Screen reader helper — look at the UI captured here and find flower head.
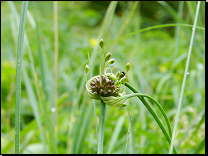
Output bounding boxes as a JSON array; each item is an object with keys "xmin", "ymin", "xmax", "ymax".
[{"xmin": 86, "ymin": 41, "xmax": 130, "ymax": 107}]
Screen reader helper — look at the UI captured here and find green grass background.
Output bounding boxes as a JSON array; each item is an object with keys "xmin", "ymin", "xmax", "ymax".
[{"xmin": 1, "ymin": 1, "xmax": 205, "ymax": 154}]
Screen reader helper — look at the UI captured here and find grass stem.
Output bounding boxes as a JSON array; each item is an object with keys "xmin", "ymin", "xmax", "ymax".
[
  {"xmin": 53, "ymin": 0, "xmax": 59, "ymax": 136},
  {"xmin": 169, "ymin": 1, "xmax": 201, "ymax": 154},
  {"xmin": 15, "ymin": 1, "xmax": 28, "ymax": 154}
]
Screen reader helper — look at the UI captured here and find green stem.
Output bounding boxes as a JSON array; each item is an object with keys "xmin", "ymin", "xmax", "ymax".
[
  {"xmin": 125, "ymin": 82, "xmax": 178, "ymax": 154},
  {"xmin": 169, "ymin": 1, "xmax": 201, "ymax": 154},
  {"xmin": 15, "ymin": 1, "xmax": 28, "ymax": 154},
  {"xmin": 97, "ymin": 100, "xmax": 106, "ymax": 154}
]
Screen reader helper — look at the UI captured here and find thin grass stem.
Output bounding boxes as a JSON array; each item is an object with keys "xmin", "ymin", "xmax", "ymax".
[
  {"xmin": 108, "ymin": 23, "xmax": 204, "ymax": 47},
  {"xmin": 169, "ymin": 1, "xmax": 201, "ymax": 154},
  {"xmin": 53, "ymin": 0, "xmax": 59, "ymax": 136},
  {"xmin": 14, "ymin": 1, "xmax": 28, "ymax": 154}
]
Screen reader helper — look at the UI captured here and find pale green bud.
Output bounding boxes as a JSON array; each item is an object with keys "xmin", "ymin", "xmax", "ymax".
[
  {"xmin": 99, "ymin": 39, "xmax": 104, "ymax": 49},
  {"xmin": 125, "ymin": 63, "xmax": 130, "ymax": 72},
  {"xmin": 104, "ymin": 52, "xmax": 112, "ymax": 62},
  {"xmin": 108, "ymin": 59, "xmax": 115, "ymax": 64},
  {"xmin": 85, "ymin": 64, "xmax": 89, "ymax": 74},
  {"xmin": 106, "ymin": 73, "xmax": 117, "ymax": 81}
]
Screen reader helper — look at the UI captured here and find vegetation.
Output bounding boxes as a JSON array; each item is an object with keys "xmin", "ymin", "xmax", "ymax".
[{"xmin": 1, "ymin": 1, "xmax": 205, "ymax": 154}]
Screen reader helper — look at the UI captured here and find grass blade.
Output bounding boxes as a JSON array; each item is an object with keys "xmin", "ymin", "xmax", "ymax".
[
  {"xmin": 177, "ymin": 110, "xmax": 204, "ymax": 148},
  {"xmin": 22, "ymin": 64, "xmax": 47, "ymax": 153},
  {"xmin": 194, "ymin": 137, "xmax": 205, "ymax": 154},
  {"xmin": 14, "ymin": 1, "xmax": 28, "ymax": 154},
  {"xmin": 107, "ymin": 116, "xmax": 125, "ymax": 154},
  {"xmin": 169, "ymin": 1, "xmax": 201, "ymax": 154},
  {"xmin": 109, "ymin": 23, "xmax": 204, "ymax": 47},
  {"xmin": 53, "ymin": 1, "xmax": 59, "ymax": 135}
]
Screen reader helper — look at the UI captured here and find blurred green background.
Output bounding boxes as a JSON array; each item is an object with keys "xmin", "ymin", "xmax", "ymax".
[{"xmin": 1, "ymin": 1, "xmax": 205, "ymax": 154}]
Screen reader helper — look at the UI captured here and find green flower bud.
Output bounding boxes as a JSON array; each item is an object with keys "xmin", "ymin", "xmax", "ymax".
[
  {"xmin": 125, "ymin": 63, "xmax": 130, "ymax": 72},
  {"xmin": 85, "ymin": 64, "xmax": 89, "ymax": 74},
  {"xmin": 99, "ymin": 39, "xmax": 104, "ymax": 49},
  {"xmin": 106, "ymin": 73, "xmax": 117, "ymax": 81},
  {"xmin": 108, "ymin": 59, "xmax": 115, "ymax": 64},
  {"xmin": 104, "ymin": 52, "xmax": 112, "ymax": 62}
]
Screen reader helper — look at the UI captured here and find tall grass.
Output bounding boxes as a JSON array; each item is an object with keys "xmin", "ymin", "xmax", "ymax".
[
  {"xmin": 53, "ymin": 1, "xmax": 59, "ymax": 135},
  {"xmin": 14, "ymin": 1, "xmax": 28, "ymax": 154},
  {"xmin": 169, "ymin": 1, "xmax": 201, "ymax": 154},
  {"xmin": 1, "ymin": 1, "xmax": 205, "ymax": 154}
]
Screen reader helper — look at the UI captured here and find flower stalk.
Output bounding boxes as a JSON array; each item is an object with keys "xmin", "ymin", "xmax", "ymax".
[
  {"xmin": 97, "ymin": 100, "xmax": 106, "ymax": 154},
  {"xmin": 86, "ymin": 38, "xmax": 176, "ymax": 154}
]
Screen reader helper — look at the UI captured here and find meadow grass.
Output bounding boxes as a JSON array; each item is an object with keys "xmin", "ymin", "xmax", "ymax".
[
  {"xmin": 14, "ymin": 1, "xmax": 28, "ymax": 154},
  {"xmin": 1, "ymin": 1, "xmax": 205, "ymax": 154}
]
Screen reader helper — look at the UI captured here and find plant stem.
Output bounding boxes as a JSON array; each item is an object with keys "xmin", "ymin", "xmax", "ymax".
[
  {"xmin": 15, "ymin": 1, "xmax": 28, "ymax": 154},
  {"xmin": 97, "ymin": 100, "xmax": 106, "ymax": 154},
  {"xmin": 125, "ymin": 82, "xmax": 178, "ymax": 154},
  {"xmin": 169, "ymin": 1, "xmax": 201, "ymax": 154},
  {"xmin": 53, "ymin": 0, "xmax": 58, "ymax": 136}
]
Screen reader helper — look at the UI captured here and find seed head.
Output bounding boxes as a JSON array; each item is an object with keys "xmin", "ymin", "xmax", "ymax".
[
  {"xmin": 104, "ymin": 52, "xmax": 112, "ymax": 62},
  {"xmin": 108, "ymin": 59, "xmax": 115, "ymax": 64},
  {"xmin": 125, "ymin": 63, "xmax": 130, "ymax": 72},
  {"xmin": 85, "ymin": 64, "xmax": 89, "ymax": 74},
  {"xmin": 99, "ymin": 39, "xmax": 105, "ymax": 49}
]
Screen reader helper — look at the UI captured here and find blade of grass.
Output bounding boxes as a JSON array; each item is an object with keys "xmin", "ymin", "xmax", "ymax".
[
  {"xmin": 109, "ymin": 23, "xmax": 204, "ymax": 47},
  {"xmin": 169, "ymin": 1, "xmax": 201, "ymax": 154},
  {"xmin": 34, "ymin": 2, "xmax": 47, "ymax": 100},
  {"xmin": 22, "ymin": 64, "xmax": 47, "ymax": 153},
  {"xmin": 176, "ymin": 110, "xmax": 204, "ymax": 148},
  {"xmin": 174, "ymin": 1, "xmax": 184, "ymax": 56},
  {"xmin": 33, "ymin": 2, "xmax": 58, "ymax": 153},
  {"xmin": 194, "ymin": 137, "xmax": 205, "ymax": 154},
  {"xmin": 110, "ymin": 1, "xmax": 139, "ymax": 52},
  {"xmin": 70, "ymin": 73, "xmax": 86, "ymax": 153},
  {"xmin": 14, "ymin": 1, "xmax": 28, "ymax": 154},
  {"xmin": 1, "ymin": 132, "xmax": 34, "ymax": 154},
  {"xmin": 9, "ymin": 2, "xmax": 48, "ymax": 153},
  {"xmin": 107, "ymin": 115, "xmax": 125, "ymax": 154},
  {"xmin": 53, "ymin": 1, "xmax": 59, "ymax": 135},
  {"xmin": 190, "ymin": 111, "xmax": 205, "ymax": 140},
  {"xmin": 76, "ymin": 98, "xmax": 94, "ymax": 154}
]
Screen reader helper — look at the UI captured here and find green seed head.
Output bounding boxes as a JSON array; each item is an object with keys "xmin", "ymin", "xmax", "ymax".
[
  {"xmin": 99, "ymin": 39, "xmax": 105, "ymax": 49},
  {"xmin": 85, "ymin": 64, "xmax": 89, "ymax": 74},
  {"xmin": 104, "ymin": 52, "xmax": 112, "ymax": 62},
  {"xmin": 125, "ymin": 63, "xmax": 130, "ymax": 72},
  {"xmin": 108, "ymin": 59, "xmax": 115, "ymax": 64}
]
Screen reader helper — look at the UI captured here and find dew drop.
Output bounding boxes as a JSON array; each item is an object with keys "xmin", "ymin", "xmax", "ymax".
[
  {"xmin": 187, "ymin": 72, "xmax": 189, "ymax": 75},
  {"xmin": 51, "ymin": 107, "xmax": 56, "ymax": 112}
]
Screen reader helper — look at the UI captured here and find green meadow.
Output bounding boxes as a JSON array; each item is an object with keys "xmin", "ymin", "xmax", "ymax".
[{"xmin": 1, "ymin": 1, "xmax": 205, "ymax": 154}]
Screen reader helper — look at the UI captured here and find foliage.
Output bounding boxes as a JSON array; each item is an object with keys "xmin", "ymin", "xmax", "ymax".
[{"xmin": 1, "ymin": 1, "xmax": 205, "ymax": 154}]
